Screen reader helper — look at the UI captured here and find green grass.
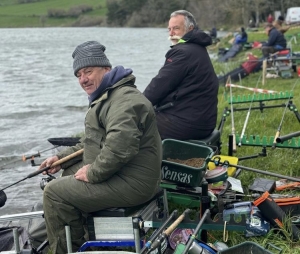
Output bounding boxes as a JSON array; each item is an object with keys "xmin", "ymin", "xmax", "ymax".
[
  {"xmin": 174, "ymin": 28, "xmax": 300, "ymax": 253},
  {"xmin": 0, "ymin": 0, "xmax": 107, "ymax": 27},
  {"xmin": 2, "ymin": 1, "xmax": 300, "ymax": 249}
]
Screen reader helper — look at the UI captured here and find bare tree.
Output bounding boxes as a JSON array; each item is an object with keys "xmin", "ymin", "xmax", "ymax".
[{"xmin": 187, "ymin": 0, "xmax": 225, "ymax": 29}]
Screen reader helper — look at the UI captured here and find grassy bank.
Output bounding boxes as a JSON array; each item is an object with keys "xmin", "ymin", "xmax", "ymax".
[
  {"xmin": 3, "ymin": 1, "xmax": 300, "ymax": 250},
  {"xmin": 0, "ymin": 0, "xmax": 106, "ymax": 28},
  {"xmin": 199, "ymin": 28, "xmax": 300, "ymax": 253}
]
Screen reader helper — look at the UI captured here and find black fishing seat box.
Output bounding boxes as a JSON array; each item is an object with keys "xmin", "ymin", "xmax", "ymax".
[{"xmin": 188, "ymin": 129, "xmax": 221, "ymax": 154}]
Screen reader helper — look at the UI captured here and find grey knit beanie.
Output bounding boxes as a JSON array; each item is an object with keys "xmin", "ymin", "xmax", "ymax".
[{"xmin": 72, "ymin": 41, "xmax": 112, "ymax": 76}]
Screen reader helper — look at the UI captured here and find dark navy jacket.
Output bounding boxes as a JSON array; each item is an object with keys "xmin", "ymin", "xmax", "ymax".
[
  {"xmin": 263, "ymin": 27, "xmax": 287, "ymax": 48},
  {"xmin": 143, "ymin": 29, "xmax": 219, "ymax": 131}
]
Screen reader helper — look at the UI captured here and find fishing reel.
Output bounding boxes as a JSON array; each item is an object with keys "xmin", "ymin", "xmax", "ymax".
[{"xmin": 40, "ymin": 174, "xmax": 56, "ymax": 190}]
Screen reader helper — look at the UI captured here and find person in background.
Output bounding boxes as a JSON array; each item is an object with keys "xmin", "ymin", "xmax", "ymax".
[
  {"xmin": 40, "ymin": 41, "xmax": 162, "ymax": 253},
  {"xmin": 273, "ymin": 15, "xmax": 290, "ymax": 34},
  {"xmin": 143, "ymin": 10, "xmax": 219, "ymax": 141},
  {"xmin": 210, "ymin": 27, "xmax": 217, "ymax": 39},
  {"xmin": 249, "ymin": 19, "xmax": 255, "ymax": 28},
  {"xmin": 267, "ymin": 13, "xmax": 274, "ymax": 23},
  {"xmin": 233, "ymin": 27, "xmax": 248, "ymax": 45},
  {"xmin": 258, "ymin": 23, "xmax": 287, "ymax": 57}
]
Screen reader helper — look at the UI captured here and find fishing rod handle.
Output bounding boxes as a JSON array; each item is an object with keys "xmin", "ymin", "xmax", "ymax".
[
  {"xmin": 272, "ymin": 131, "xmax": 280, "ymax": 149},
  {"xmin": 148, "ymin": 209, "xmax": 190, "ymax": 252},
  {"xmin": 27, "ymin": 149, "xmax": 84, "ymax": 178},
  {"xmin": 164, "ymin": 208, "xmax": 190, "ymax": 236},
  {"xmin": 146, "ymin": 210, "xmax": 179, "ymax": 253},
  {"xmin": 276, "ymin": 131, "xmax": 300, "ymax": 143},
  {"xmin": 232, "ymin": 129, "xmax": 237, "ymax": 152},
  {"xmin": 140, "ymin": 210, "xmax": 178, "ymax": 254},
  {"xmin": 52, "ymin": 149, "xmax": 84, "ymax": 167}
]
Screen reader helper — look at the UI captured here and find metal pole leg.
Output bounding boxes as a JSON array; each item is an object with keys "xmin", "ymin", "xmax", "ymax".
[
  {"xmin": 13, "ymin": 228, "xmax": 20, "ymax": 254},
  {"xmin": 133, "ymin": 218, "xmax": 141, "ymax": 253},
  {"xmin": 65, "ymin": 225, "xmax": 72, "ymax": 253}
]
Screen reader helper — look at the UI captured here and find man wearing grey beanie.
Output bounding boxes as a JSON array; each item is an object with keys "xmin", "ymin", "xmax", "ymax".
[{"xmin": 39, "ymin": 41, "xmax": 162, "ymax": 253}]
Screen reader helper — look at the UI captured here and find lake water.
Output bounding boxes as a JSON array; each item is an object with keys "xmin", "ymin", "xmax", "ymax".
[{"xmin": 0, "ymin": 27, "xmax": 223, "ymax": 216}]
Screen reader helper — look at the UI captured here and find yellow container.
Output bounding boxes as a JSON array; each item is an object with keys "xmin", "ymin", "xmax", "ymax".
[{"xmin": 208, "ymin": 155, "xmax": 238, "ymax": 176}]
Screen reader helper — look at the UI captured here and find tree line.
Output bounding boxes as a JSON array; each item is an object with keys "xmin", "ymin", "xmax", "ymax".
[{"xmin": 106, "ymin": 0, "xmax": 300, "ymax": 29}]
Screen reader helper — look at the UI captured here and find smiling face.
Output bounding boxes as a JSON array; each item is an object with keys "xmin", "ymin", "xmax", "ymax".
[{"xmin": 76, "ymin": 66, "xmax": 111, "ymax": 95}]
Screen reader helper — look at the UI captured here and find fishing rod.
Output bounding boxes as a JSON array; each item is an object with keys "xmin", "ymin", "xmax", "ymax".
[
  {"xmin": 218, "ymin": 107, "xmax": 230, "ymax": 136},
  {"xmin": 276, "ymin": 131, "xmax": 300, "ymax": 143},
  {"xmin": 262, "ymin": 59, "xmax": 267, "ymax": 86},
  {"xmin": 238, "ymin": 74, "xmax": 262, "ymax": 147},
  {"xmin": 0, "ymin": 149, "xmax": 84, "ymax": 208},
  {"xmin": 181, "ymin": 209, "xmax": 210, "ymax": 254},
  {"xmin": 0, "ymin": 145, "xmax": 60, "ymax": 170},
  {"xmin": 228, "ymin": 76, "xmax": 236, "ymax": 152},
  {"xmin": 145, "ymin": 209, "xmax": 191, "ymax": 253},
  {"xmin": 22, "ymin": 145, "xmax": 60, "ymax": 162},
  {"xmin": 1, "ymin": 137, "xmax": 82, "ymax": 170},
  {"xmin": 211, "ymin": 156, "xmax": 300, "ymax": 182},
  {"xmin": 140, "ymin": 210, "xmax": 178, "ymax": 254},
  {"xmin": 272, "ymin": 79, "xmax": 299, "ymax": 149}
]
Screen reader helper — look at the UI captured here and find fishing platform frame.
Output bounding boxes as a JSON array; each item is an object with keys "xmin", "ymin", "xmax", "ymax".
[
  {"xmin": 0, "ymin": 130, "xmax": 252, "ymax": 254},
  {"xmin": 0, "ymin": 180, "xmax": 248, "ymax": 254},
  {"xmin": 0, "ymin": 116, "xmax": 252, "ymax": 254},
  {"xmin": 222, "ymin": 91, "xmax": 300, "ymax": 149}
]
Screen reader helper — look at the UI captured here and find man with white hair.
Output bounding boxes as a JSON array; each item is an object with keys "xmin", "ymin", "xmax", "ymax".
[{"xmin": 143, "ymin": 10, "xmax": 219, "ymax": 141}]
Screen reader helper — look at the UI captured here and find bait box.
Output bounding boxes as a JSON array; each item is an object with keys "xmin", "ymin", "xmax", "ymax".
[{"xmin": 161, "ymin": 139, "xmax": 214, "ymax": 187}]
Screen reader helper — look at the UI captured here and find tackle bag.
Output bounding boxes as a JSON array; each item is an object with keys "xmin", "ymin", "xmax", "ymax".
[
  {"xmin": 253, "ymin": 191, "xmax": 300, "ymax": 241},
  {"xmin": 0, "ymin": 225, "xmax": 31, "ymax": 251},
  {"xmin": 274, "ymin": 197, "xmax": 300, "ymax": 218},
  {"xmin": 27, "ymin": 200, "xmax": 48, "ymax": 253},
  {"xmin": 241, "ymin": 54, "xmax": 259, "ymax": 74}
]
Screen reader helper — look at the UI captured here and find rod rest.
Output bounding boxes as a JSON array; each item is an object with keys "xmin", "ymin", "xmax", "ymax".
[{"xmin": 151, "ymin": 210, "xmax": 247, "ymax": 231}]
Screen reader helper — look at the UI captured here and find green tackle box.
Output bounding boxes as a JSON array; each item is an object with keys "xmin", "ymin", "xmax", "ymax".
[{"xmin": 161, "ymin": 139, "xmax": 214, "ymax": 187}]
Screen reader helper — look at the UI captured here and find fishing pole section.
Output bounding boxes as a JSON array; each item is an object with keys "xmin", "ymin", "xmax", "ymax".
[
  {"xmin": 0, "ymin": 149, "xmax": 83, "ymax": 208},
  {"xmin": 272, "ymin": 79, "xmax": 299, "ymax": 149},
  {"xmin": 141, "ymin": 209, "xmax": 215, "ymax": 254},
  {"xmin": 227, "ymin": 76, "xmax": 236, "ymax": 153},
  {"xmin": 223, "ymin": 78, "xmax": 300, "ymax": 151},
  {"xmin": 211, "ymin": 156, "xmax": 300, "ymax": 183},
  {"xmin": 238, "ymin": 74, "xmax": 261, "ymax": 147},
  {"xmin": 0, "ymin": 146, "xmax": 59, "ymax": 170},
  {"xmin": 0, "ymin": 137, "xmax": 81, "ymax": 170},
  {"xmin": 276, "ymin": 130, "xmax": 300, "ymax": 143},
  {"xmin": 141, "ymin": 209, "xmax": 190, "ymax": 254}
]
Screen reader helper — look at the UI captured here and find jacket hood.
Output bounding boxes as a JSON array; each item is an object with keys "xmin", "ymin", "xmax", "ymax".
[
  {"xmin": 89, "ymin": 65, "xmax": 133, "ymax": 104},
  {"xmin": 181, "ymin": 29, "xmax": 212, "ymax": 47}
]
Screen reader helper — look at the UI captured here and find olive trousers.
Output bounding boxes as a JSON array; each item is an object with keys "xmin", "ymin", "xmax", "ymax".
[{"xmin": 43, "ymin": 163, "xmax": 158, "ymax": 254}]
